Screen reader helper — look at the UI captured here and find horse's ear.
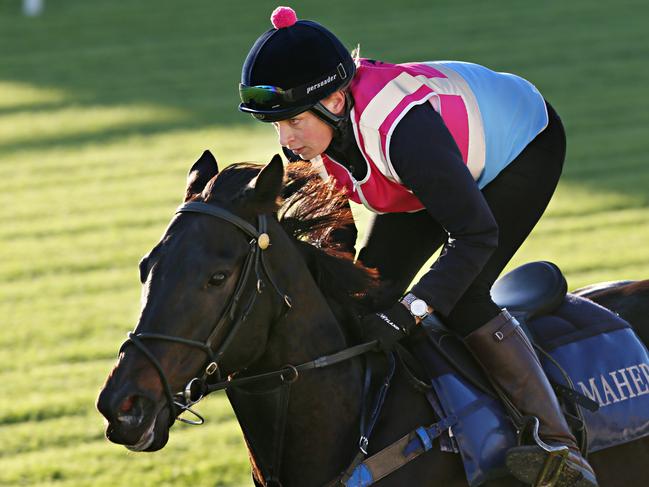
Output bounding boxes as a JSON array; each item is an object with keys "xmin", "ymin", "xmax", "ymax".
[
  {"xmin": 250, "ymin": 154, "xmax": 284, "ymax": 207},
  {"xmin": 185, "ymin": 150, "xmax": 219, "ymax": 201}
]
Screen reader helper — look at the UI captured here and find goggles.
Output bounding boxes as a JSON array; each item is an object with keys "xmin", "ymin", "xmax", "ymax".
[
  {"xmin": 239, "ymin": 84, "xmax": 297, "ymax": 109},
  {"xmin": 239, "ymin": 63, "xmax": 349, "ymax": 110}
]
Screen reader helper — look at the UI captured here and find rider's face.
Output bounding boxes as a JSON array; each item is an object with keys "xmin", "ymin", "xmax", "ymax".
[
  {"xmin": 273, "ymin": 91, "xmax": 345, "ymax": 161},
  {"xmin": 273, "ymin": 111, "xmax": 333, "ymax": 161}
]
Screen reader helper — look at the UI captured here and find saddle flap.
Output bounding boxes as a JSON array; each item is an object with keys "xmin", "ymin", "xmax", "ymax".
[{"xmin": 491, "ymin": 261, "xmax": 567, "ymax": 319}]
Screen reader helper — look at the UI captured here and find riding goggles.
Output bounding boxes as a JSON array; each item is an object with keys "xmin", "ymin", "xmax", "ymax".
[
  {"xmin": 239, "ymin": 84, "xmax": 297, "ymax": 109},
  {"xmin": 239, "ymin": 63, "xmax": 349, "ymax": 111}
]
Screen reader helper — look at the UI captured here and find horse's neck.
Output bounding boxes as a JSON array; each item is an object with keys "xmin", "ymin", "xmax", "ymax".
[
  {"xmin": 248, "ymin": 234, "xmax": 364, "ymax": 485},
  {"xmin": 261, "ymin": 225, "xmax": 356, "ymax": 365}
]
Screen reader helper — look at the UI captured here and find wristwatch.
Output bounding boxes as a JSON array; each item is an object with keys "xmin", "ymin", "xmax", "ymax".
[{"xmin": 400, "ymin": 293, "xmax": 430, "ymax": 320}]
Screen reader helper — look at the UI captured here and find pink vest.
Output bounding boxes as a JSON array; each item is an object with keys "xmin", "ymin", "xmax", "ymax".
[{"xmin": 318, "ymin": 59, "xmax": 486, "ymax": 214}]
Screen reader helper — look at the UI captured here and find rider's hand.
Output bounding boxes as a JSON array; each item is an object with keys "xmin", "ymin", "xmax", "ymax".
[{"xmin": 361, "ymin": 302, "xmax": 417, "ymax": 351}]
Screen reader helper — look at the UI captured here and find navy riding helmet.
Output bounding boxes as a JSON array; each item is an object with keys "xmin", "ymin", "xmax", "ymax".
[{"xmin": 239, "ymin": 6, "xmax": 356, "ymax": 125}]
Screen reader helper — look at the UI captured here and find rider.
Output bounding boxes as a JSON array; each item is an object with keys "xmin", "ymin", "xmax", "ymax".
[{"xmin": 238, "ymin": 6, "xmax": 597, "ymax": 486}]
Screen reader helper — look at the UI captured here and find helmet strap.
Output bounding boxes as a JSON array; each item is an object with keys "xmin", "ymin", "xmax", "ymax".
[
  {"xmin": 309, "ymin": 92, "xmax": 353, "ymax": 131},
  {"xmin": 310, "ymin": 102, "xmax": 345, "ymax": 130}
]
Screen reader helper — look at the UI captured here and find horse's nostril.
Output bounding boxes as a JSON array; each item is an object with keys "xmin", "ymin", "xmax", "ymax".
[
  {"xmin": 116, "ymin": 395, "xmax": 147, "ymax": 427},
  {"xmin": 119, "ymin": 395, "xmax": 135, "ymax": 413}
]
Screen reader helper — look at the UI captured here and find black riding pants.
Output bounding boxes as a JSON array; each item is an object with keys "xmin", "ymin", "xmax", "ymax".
[{"xmin": 357, "ymin": 102, "xmax": 566, "ymax": 337}]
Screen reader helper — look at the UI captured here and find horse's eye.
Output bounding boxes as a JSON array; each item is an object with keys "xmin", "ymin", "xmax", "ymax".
[{"xmin": 208, "ymin": 272, "xmax": 228, "ymax": 287}]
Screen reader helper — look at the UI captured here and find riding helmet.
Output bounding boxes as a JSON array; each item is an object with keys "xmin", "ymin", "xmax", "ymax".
[{"xmin": 239, "ymin": 6, "xmax": 356, "ymax": 123}]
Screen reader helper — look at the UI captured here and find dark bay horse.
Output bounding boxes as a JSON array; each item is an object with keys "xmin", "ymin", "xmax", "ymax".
[{"xmin": 97, "ymin": 151, "xmax": 649, "ymax": 486}]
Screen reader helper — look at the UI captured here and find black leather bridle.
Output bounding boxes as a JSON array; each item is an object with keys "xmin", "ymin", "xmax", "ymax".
[
  {"xmin": 118, "ymin": 200, "xmax": 380, "ymax": 485},
  {"xmin": 119, "ymin": 201, "xmax": 291, "ymax": 425}
]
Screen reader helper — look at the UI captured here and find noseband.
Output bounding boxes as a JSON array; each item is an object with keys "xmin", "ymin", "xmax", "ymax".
[{"xmin": 119, "ymin": 201, "xmax": 291, "ymax": 425}]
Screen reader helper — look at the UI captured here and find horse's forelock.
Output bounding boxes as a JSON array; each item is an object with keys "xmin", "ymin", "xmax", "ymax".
[{"xmin": 199, "ymin": 163, "xmax": 261, "ymax": 205}]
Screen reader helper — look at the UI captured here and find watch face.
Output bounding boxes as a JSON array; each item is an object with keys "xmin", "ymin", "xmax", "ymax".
[{"xmin": 411, "ymin": 299, "xmax": 428, "ymax": 317}]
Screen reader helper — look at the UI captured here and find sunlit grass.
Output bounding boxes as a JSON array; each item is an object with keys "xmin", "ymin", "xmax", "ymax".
[
  {"xmin": 0, "ymin": 104, "xmax": 189, "ymax": 147},
  {"xmin": 0, "ymin": 81, "xmax": 68, "ymax": 109},
  {"xmin": 0, "ymin": 398, "xmax": 249, "ymax": 487}
]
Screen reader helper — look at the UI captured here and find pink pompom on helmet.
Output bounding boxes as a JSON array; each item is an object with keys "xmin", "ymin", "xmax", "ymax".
[{"xmin": 270, "ymin": 6, "xmax": 298, "ymax": 29}]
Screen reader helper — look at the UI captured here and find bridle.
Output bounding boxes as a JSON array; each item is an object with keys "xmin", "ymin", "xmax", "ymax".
[
  {"xmin": 119, "ymin": 201, "xmax": 291, "ymax": 425},
  {"xmin": 118, "ymin": 200, "xmax": 379, "ymax": 486}
]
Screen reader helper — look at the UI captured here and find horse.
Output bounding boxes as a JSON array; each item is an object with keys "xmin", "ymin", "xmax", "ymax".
[{"xmin": 97, "ymin": 151, "xmax": 649, "ymax": 486}]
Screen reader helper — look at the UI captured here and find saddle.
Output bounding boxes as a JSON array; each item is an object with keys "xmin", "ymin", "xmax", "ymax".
[{"xmin": 403, "ymin": 261, "xmax": 649, "ymax": 486}]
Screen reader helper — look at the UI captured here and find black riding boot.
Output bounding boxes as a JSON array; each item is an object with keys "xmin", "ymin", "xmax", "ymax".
[{"xmin": 464, "ymin": 310, "xmax": 598, "ymax": 487}]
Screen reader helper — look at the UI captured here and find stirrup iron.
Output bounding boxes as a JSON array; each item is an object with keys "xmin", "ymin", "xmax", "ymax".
[{"xmin": 524, "ymin": 416, "xmax": 569, "ymax": 487}]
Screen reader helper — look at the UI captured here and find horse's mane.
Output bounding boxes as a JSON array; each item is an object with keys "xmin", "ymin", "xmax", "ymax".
[{"xmin": 202, "ymin": 161, "xmax": 380, "ymax": 324}]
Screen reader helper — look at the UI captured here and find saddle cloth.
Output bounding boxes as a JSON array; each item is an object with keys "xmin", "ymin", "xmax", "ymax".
[{"xmin": 409, "ymin": 293, "xmax": 649, "ymax": 486}]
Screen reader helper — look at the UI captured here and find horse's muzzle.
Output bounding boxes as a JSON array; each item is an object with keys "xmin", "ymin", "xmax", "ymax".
[{"xmin": 96, "ymin": 384, "xmax": 169, "ymax": 450}]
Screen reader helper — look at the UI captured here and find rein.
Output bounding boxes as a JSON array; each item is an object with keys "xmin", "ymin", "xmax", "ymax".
[{"xmin": 204, "ymin": 341, "xmax": 379, "ymax": 394}]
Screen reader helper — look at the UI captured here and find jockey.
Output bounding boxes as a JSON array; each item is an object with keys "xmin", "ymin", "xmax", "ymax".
[{"xmin": 239, "ymin": 6, "xmax": 597, "ymax": 487}]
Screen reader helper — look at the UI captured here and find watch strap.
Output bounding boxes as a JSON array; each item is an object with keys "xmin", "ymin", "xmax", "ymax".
[{"xmin": 400, "ymin": 293, "xmax": 429, "ymax": 319}]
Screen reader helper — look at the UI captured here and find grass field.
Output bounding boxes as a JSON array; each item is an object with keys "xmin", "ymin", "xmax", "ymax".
[{"xmin": 1, "ymin": 1, "xmax": 648, "ymax": 485}]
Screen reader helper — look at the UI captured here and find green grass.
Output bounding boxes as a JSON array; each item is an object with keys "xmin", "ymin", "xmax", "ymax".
[{"xmin": 1, "ymin": 0, "xmax": 649, "ymax": 485}]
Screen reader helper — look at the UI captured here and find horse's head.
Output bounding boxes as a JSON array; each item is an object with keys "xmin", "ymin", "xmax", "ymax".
[{"xmin": 96, "ymin": 150, "xmax": 289, "ymax": 451}]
